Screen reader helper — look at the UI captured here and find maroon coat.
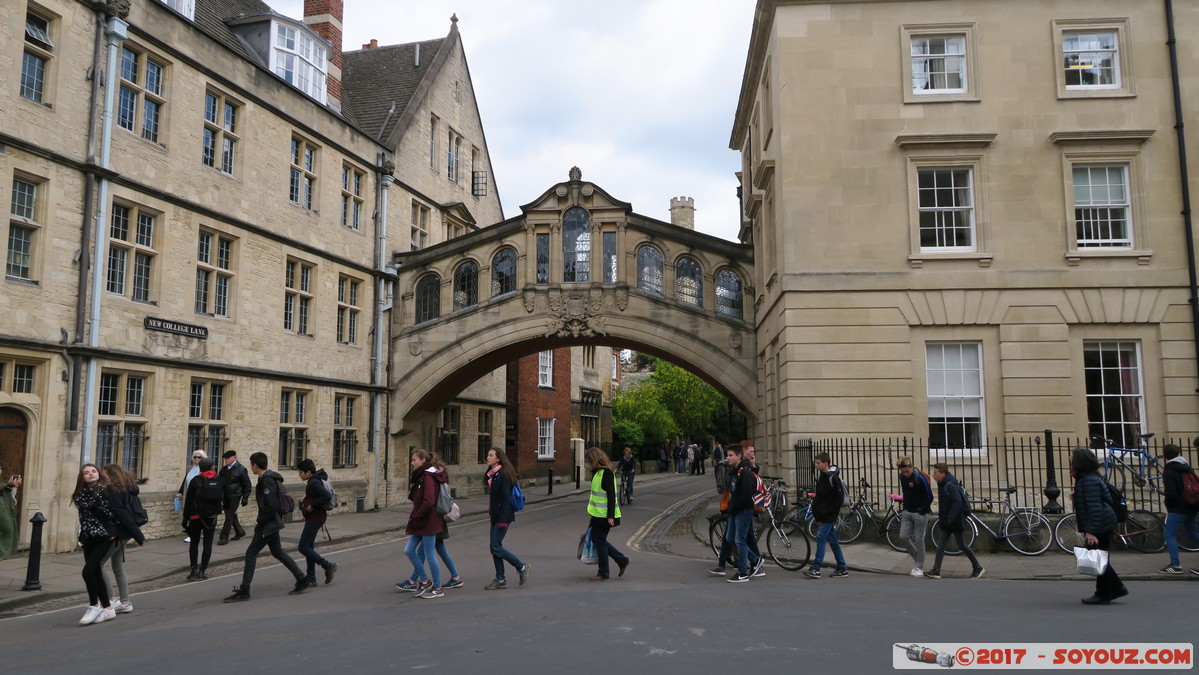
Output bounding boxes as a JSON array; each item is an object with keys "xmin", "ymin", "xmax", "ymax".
[{"xmin": 405, "ymin": 463, "xmax": 445, "ymax": 536}]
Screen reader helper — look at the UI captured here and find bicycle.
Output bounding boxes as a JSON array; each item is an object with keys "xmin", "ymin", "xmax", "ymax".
[
  {"xmin": 1053, "ymin": 509, "xmax": 1166, "ymax": 554},
  {"xmin": 794, "ymin": 477, "xmax": 908, "ymax": 550},
  {"xmin": 1094, "ymin": 433, "xmax": 1164, "ymax": 495},
  {"xmin": 618, "ymin": 471, "xmax": 634, "ymax": 505},
  {"xmin": 788, "ymin": 487, "xmax": 862, "ymax": 544},
  {"xmin": 930, "ymin": 487, "xmax": 1053, "ymax": 556},
  {"xmin": 708, "ymin": 476, "xmax": 810, "ymax": 570}
]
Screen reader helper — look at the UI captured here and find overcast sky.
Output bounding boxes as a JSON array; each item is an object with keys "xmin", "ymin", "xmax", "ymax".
[{"xmin": 272, "ymin": 0, "xmax": 756, "ymax": 242}]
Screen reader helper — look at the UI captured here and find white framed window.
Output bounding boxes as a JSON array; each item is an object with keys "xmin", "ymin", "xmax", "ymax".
[
  {"xmin": 337, "ymin": 275, "xmax": 361, "ymax": 344},
  {"xmin": 7, "ymin": 175, "xmax": 43, "ymax": 281},
  {"xmin": 1053, "ymin": 19, "xmax": 1134, "ymax": 99},
  {"xmin": 926, "ymin": 342, "xmax": 984, "ymax": 452},
  {"xmin": 116, "ymin": 45, "xmax": 166, "ymax": 143},
  {"xmin": 562, "ymin": 207, "xmax": 590, "ymax": 283},
  {"xmin": 447, "ymin": 130, "xmax": 462, "ymax": 182},
  {"xmin": 97, "ymin": 371, "xmax": 148, "ymax": 475},
  {"xmin": 1056, "ymin": 142, "xmax": 1149, "ymax": 264},
  {"xmin": 1073, "ymin": 165, "xmax": 1131, "ymax": 248},
  {"xmin": 900, "ymin": 142, "xmax": 992, "ymax": 266},
  {"xmin": 203, "ymin": 90, "xmax": 239, "ymax": 174},
  {"xmin": 428, "ymin": 115, "xmax": 439, "ymax": 170},
  {"xmin": 902, "ymin": 24, "xmax": 978, "ymax": 103},
  {"xmin": 341, "ymin": 165, "xmax": 364, "ymax": 230},
  {"xmin": 471, "ymin": 147, "xmax": 487, "ymax": 196},
  {"xmin": 187, "ymin": 379, "xmax": 228, "ymax": 458},
  {"xmin": 21, "ymin": 8, "xmax": 55, "ymax": 105},
  {"xmin": 1084, "ymin": 341, "xmax": 1144, "ymax": 449},
  {"xmin": 273, "ymin": 22, "xmax": 326, "ymax": 103},
  {"xmin": 284, "ymin": 259, "xmax": 314, "ymax": 335},
  {"xmin": 289, "ymin": 137, "xmax": 318, "ymax": 210},
  {"xmin": 333, "ymin": 393, "xmax": 358, "ymax": 468},
  {"xmin": 0, "ymin": 359, "xmax": 39, "ymax": 395},
  {"xmin": 917, "ymin": 167, "xmax": 974, "ymax": 251},
  {"xmin": 538, "ymin": 350, "xmax": 553, "ymax": 388},
  {"xmin": 158, "ymin": 0, "xmax": 195, "ymax": 20},
  {"xmin": 537, "ymin": 417, "xmax": 555, "ymax": 460},
  {"xmin": 410, "ymin": 201, "xmax": 429, "ymax": 250},
  {"xmin": 107, "ymin": 201, "xmax": 158, "ymax": 303},
  {"xmin": 195, "ymin": 230, "xmax": 234, "ymax": 316},
  {"xmin": 278, "ymin": 389, "xmax": 309, "ymax": 468},
  {"xmin": 611, "ymin": 354, "xmax": 619, "ymax": 381}
]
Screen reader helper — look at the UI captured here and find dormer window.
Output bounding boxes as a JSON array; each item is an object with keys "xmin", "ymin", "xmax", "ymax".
[
  {"xmin": 159, "ymin": 0, "xmax": 195, "ymax": 21},
  {"xmin": 273, "ymin": 23, "xmax": 327, "ymax": 104}
]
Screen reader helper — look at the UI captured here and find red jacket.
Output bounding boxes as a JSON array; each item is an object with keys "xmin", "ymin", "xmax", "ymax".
[{"xmin": 405, "ymin": 463, "xmax": 445, "ymax": 536}]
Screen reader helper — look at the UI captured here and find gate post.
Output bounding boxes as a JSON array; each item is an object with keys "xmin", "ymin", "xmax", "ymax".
[{"xmin": 1042, "ymin": 429, "xmax": 1064, "ymax": 514}]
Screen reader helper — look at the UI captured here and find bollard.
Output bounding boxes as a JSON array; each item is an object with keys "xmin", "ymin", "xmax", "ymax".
[
  {"xmin": 22, "ymin": 512, "xmax": 47, "ymax": 591},
  {"xmin": 1042, "ymin": 429, "xmax": 1064, "ymax": 514},
  {"xmin": 547, "ymin": 467, "xmax": 554, "ymax": 495},
  {"xmin": 575, "ymin": 464, "xmax": 581, "ymax": 490}
]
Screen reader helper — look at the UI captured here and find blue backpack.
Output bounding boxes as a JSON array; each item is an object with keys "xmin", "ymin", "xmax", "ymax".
[{"xmin": 511, "ymin": 482, "xmax": 525, "ymax": 511}]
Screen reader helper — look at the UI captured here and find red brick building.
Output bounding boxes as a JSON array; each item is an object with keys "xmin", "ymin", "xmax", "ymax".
[{"xmin": 505, "ymin": 348, "xmax": 574, "ymax": 480}]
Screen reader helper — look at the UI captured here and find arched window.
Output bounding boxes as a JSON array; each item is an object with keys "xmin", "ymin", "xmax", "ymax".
[
  {"xmin": 637, "ymin": 245, "xmax": 663, "ymax": 295},
  {"xmin": 453, "ymin": 261, "xmax": 478, "ymax": 310},
  {"xmin": 675, "ymin": 257, "xmax": 703, "ymax": 306},
  {"xmin": 715, "ymin": 269, "xmax": 743, "ymax": 319},
  {"xmin": 415, "ymin": 274, "xmax": 440, "ymax": 324},
  {"xmin": 562, "ymin": 207, "xmax": 590, "ymax": 283},
  {"xmin": 491, "ymin": 248, "xmax": 516, "ymax": 297}
]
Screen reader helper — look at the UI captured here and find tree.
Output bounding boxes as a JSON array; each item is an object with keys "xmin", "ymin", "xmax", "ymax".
[
  {"xmin": 649, "ymin": 358, "xmax": 727, "ymax": 440},
  {"xmin": 612, "ymin": 380, "xmax": 677, "ymax": 458}
]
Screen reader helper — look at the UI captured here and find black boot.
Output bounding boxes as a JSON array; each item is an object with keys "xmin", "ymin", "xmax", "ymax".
[
  {"xmin": 198, "ymin": 567, "xmax": 208, "ymax": 580},
  {"xmin": 186, "ymin": 566, "xmax": 201, "ymax": 581},
  {"xmin": 223, "ymin": 586, "xmax": 250, "ymax": 602}
]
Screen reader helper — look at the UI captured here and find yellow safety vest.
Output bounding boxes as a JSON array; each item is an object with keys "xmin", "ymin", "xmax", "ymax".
[{"xmin": 587, "ymin": 469, "xmax": 621, "ymax": 519}]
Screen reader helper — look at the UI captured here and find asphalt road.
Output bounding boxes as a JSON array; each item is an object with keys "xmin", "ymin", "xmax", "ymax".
[{"xmin": 2, "ymin": 478, "xmax": 1194, "ymax": 674}]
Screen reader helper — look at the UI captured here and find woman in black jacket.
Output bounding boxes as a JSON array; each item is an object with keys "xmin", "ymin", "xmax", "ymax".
[
  {"xmin": 1071, "ymin": 447, "xmax": 1127, "ymax": 605},
  {"xmin": 99, "ymin": 464, "xmax": 145, "ymax": 614},
  {"xmin": 482, "ymin": 447, "xmax": 529, "ymax": 589},
  {"xmin": 71, "ymin": 464, "xmax": 118, "ymax": 625}
]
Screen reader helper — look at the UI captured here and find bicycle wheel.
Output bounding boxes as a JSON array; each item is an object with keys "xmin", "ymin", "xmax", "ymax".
[
  {"xmin": 766, "ymin": 520, "xmax": 810, "ymax": 570},
  {"xmin": 1053, "ymin": 513, "xmax": 1082, "ymax": 554},
  {"xmin": 1179, "ymin": 522, "xmax": 1199, "ymax": 553},
  {"xmin": 883, "ymin": 513, "xmax": 907, "ymax": 552},
  {"xmin": 837, "ymin": 508, "xmax": 865, "ymax": 544},
  {"xmin": 708, "ymin": 517, "xmax": 727, "ymax": 558},
  {"xmin": 930, "ymin": 519, "xmax": 977, "ymax": 556},
  {"xmin": 1125, "ymin": 509, "xmax": 1165, "ymax": 553},
  {"xmin": 1102, "ymin": 462, "xmax": 1128, "ymax": 495},
  {"xmin": 1001, "ymin": 511, "xmax": 1052, "ymax": 556}
]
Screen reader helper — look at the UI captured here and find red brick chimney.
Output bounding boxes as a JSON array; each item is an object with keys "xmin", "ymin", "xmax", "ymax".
[{"xmin": 304, "ymin": 0, "xmax": 343, "ymax": 108}]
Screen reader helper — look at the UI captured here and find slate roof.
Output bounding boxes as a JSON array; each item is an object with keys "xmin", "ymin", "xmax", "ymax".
[
  {"xmin": 192, "ymin": 0, "xmax": 276, "ymax": 65},
  {"xmin": 341, "ymin": 38, "xmax": 446, "ymax": 142}
]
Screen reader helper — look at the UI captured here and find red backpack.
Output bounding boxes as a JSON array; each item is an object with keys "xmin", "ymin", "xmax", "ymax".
[{"xmin": 1181, "ymin": 469, "xmax": 1199, "ymax": 505}]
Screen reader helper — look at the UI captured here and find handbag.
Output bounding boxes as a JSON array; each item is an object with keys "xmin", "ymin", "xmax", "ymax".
[
  {"xmin": 577, "ymin": 527, "xmax": 598, "ymax": 565},
  {"xmin": 1073, "ymin": 546, "xmax": 1109, "ymax": 576}
]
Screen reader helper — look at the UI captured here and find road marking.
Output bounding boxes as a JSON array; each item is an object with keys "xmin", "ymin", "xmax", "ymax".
[{"xmin": 627, "ymin": 490, "xmax": 711, "ymax": 554}]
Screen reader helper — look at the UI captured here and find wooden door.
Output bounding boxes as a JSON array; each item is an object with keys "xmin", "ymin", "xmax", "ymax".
[{"xmin": 0, "ymin": 407, "xmax": 28, "ymax": 528}]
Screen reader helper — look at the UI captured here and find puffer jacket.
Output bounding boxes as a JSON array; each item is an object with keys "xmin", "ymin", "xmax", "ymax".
[
  {"xmin": 75, "ymin": 484, "xmax": 116, "ymax": 544},
  {"xmin": 1073, "ymin": 471, "xmax": 1117, "ymax": 536},
  {"xmin": 1163, "ymin": 457, "xmax": 1199, "ymax": 516},
  {"xmin": 406, "ymin": 463, "xmax": 444, "ymax": 536},
  {"xmin": 936, "ymin": 472, "xmax": 968, "ymax": 532}
]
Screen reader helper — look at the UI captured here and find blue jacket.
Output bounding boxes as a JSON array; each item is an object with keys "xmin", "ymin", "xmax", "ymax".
[
  {"xmin": 936, "ymin": 472, "xmax": 968, "ymax": 532},
  {"xmin": 1073, "ymin": 472, "xmax": 1117, "ymax": 536},
  {"xmin": 899, "ymin": 469, "xmax": 933, "ymax": 515}
]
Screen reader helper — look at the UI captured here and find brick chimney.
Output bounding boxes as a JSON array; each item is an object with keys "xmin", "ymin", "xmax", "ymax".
[
  {"xmin": 304, "ymin": 0, "xmax": 343, "ymax": 109},
  {"xmin": 669, "ymin": 196, "xmax": 695, "ymax": 229}
]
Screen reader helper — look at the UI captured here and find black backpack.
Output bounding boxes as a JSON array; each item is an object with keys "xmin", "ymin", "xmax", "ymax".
[
  {"xmin": 1104, "ymin": 481, "xmax": 1129, "ymax": 523},
  {"xmin": 128, "ymin": 490, "xmax": 149, "ymax": 526},
  {"xmin": 194, "ymin": 475, "xmax": 224, "ymax": 517}
]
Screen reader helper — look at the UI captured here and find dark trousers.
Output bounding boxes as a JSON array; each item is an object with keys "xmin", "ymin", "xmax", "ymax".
[
  {"xmin": 932, "ymin": 527, "xmax": 982, "ymax": 572},
  {"xmin": 489, "ymin": 522, "xmax": 524, "ymax": 580},
  {"xmin": 240, "ymin": 526, "xmax": 303, "ymax": 590},
  {"xmin": 1092, "ymin": 531, "xmax": 1124, "ymax": 600},
  {"xmin": 589, "ymin": 516, "xmax": 629, "ymax": 579},
  {"xmin": 81, "ymin": 539, "xmax": 115, "ymax": 607},
  {"xmin": 220, "ymin": 500, "xmax": 246, "ymax": 541},
  {"xmin": 187, "ymin": 517, "xmax": 216, "ymax": 569},
  {"xmin": 298, "ymin": 521, "xmax": 331, "ymax": 581}
]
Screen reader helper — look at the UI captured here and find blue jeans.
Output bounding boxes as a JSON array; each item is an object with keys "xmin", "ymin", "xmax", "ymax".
[
  {"xmin": 410, "ymin": 538, "xmax": 459, "ymax": 580},
  {"xmin": 730, "ymin": 509, "xmax": 760, "ymax": 575},
  {"xmin": 1164, "ymin": 512, "xmax": 1199, "ymax": 567},
  {"xmin": 298, "ymin": 522, "xmax": 331, "ymax": 581},
  {"xmin": 404, "ymin": 534, "xmax": 441, "ymax": 588},
  {"xmin": 812, "ymin": 521, "xmax": 846, "ymax": 572},
  {"xmin": 489, "ymin": 523, "xmax": 524, "ymax": 581}
]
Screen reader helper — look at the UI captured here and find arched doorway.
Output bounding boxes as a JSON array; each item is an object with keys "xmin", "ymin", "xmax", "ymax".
[{"xmin": 0, "ymin": 407, "xmax": 28, "ymax": 553}]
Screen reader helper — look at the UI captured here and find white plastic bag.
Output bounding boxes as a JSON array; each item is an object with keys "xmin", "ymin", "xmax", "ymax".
[{"xmin": 1073, "ymin": 547, "xmax": 1108, "ymax": 576}]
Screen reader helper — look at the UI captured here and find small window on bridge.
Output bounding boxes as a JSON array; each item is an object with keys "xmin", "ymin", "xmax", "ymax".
[
  {"xmin": 716, "ymin": 269, "xmax": 743, "ymax": 319},
  {"xmin": 415, "ymin": 274, "xmax": 441, "ymax": 324},
  {"xmin": 563, "ymin": 207, "xmax": 590, "ymax": 283},
  {"xmin": 453, "ymin": 261, "xmax": 479, "ymax": 310},
  {"xmin": 636, "ymin": 245, "xmax": 663, "ymax": 295},
  {"xmin": 492, "ymin": 248, "xmax": 516, "ymax": 297},
  {"xmin": 676, "ymin": 256, "xmax": 703, "ymax": 306}
]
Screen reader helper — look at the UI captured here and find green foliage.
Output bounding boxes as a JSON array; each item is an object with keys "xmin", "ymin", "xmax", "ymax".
[
  {"xmin": 612, "ymin": 380, "xmax": 678, "ymax": 455},
  {"xmin": 611, "ymin": 418, "xmax": 643, "ymax": 455},
  {"xmin": 649, "ymin": 359, "xmax": 727, "ymax": 439}
]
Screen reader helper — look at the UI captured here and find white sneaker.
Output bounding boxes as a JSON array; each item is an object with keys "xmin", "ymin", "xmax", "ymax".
[
  {"xmin": 114, "ymin": 601, "xmax": 134, "ymax": 613},
  {"xmin": 184, "ymin": 537, "xmax": 192, "ymax": 543},
  {"xmin": 80, "ymin": 605, "xmax": 103, "ymax": 625},
  {"xmin": 910, "ymin": 567, "xmax": 924, "ymax": 577},
  {"xmin": 93, "ymin": 606, "xmax": 117, "ymax": 624}
]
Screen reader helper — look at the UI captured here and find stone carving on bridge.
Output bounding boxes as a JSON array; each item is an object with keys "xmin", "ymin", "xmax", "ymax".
[
  {"xmin": 409, "ymin": 341, "xmax": 423, "ymax": 356},
  {"xmin": 523, "ymin": 288, "xmax": 537, "ymax": 313},
  {"xmin": 614, "ymin": 287, "xmax": 628, "ymax": 311},
  {"xmin": 729, "ymin": 332, "xmax": 743, "ymax": 350}
]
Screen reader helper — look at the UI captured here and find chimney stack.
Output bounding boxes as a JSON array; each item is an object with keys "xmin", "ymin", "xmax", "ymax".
[
  {"xmin": 362, "ymin": 39, "xmax": 378, "ymax": 49},
  {"xmin": 669, "ymin": 196, "xmax": 695, "ymax": 229},
  {"xmin": 303, "ymin": 0, "xmax": 343, "ymax": 109}
]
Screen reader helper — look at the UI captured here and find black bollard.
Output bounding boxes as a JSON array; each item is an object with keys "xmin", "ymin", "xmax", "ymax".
[
  {"xmin": 547, "ymin": 467, "xmax": 554, "ymax": 495},
  {"xmin": 1042, "ymin": 429, "xmax": 1063, "ymax": 514},
  {"xmin": 22, "ymin": 512, "xmax": 47, "ymax": 591},
  {"xmin": 575, "ymin": 464, "xmax": 581, "ymax": 491}
]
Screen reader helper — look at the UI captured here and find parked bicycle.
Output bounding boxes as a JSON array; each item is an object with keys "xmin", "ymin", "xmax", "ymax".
[
  {"xmin": 1095, "ymin": 433, "xmax": 1164, "ymax": 495},
  {"xmin": 792, "ymin": 477, "xmax": 907, "ymax": 550},
  {"xmin": 1053, "ymin": 509, "xmax": 1167, "ymax": 554},
  {"xmin": 930, "ymin": 487, "xmax": 1053, "ymax": 556},
  {"xmin": 708, "ymin": 475, "xmax": 810, "ymax": 570}
]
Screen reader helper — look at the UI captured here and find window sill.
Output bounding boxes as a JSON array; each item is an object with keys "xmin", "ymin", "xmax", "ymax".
[
  {"xmin": 1065, "ymin": 248, "xmax": 1152, "ymax": 266},
  {"xmin": 1057, "ymin": 89, "xmax": 1136, "ymax": 101},
  {"xmin": 908, "ymin": 252, "xmax": 993, "ymax": 268},
  {"xmin": 4, "ymin": 276, "xmax": 38, "ymax": 285},
  {"xmin": 903, "ymin": 92, "xmax": 980, "ymax": 105},
  {"xmin": 536, "ymin": 455, "xmax": 556, "ymax": 462}
]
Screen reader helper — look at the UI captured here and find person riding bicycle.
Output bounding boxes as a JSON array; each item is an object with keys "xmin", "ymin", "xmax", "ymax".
[{"xmin": 616, "ymin": 447, "xmax": 637, "ymax": 503}]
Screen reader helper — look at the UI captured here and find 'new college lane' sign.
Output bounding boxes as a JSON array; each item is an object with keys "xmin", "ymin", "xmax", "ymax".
[{"xmin": 144, "ymin": 316, "xmax": 208, "ymax": 339}]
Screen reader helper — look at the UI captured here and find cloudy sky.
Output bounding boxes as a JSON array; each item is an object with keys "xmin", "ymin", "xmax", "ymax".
[{"xmin": 272, "ymin": 0, "xmax": 757, "ymax": 242}]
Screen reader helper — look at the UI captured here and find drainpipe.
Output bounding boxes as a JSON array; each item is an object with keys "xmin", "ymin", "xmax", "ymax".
[
  {"xmin": 1164, "ymin": 0, "xmax": 1199, "ymax": 393},
  {"xmin": 372, "ymin": 157, "xmax": 395, "ymax": 508},
  {"xmin": 80, "ymin": 12, "xmax": 128, "ymax": 464}
]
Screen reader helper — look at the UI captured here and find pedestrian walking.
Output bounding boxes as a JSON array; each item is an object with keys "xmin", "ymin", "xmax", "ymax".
[
  {"xmin": 71, "ymin": 464, "xmax": 118, "ymax": 625},
  {"xmin": 724, "ymin": 443, "xmax": 763, "ymax": 582},
  {"xmin": 0, "ymin": 468, "xmax": 20, "ymax": 560},
  {"xmin": 217, "ymin": 450, "xmax": 251, "ymax": 545},
  {"xmin": 925, "ymin": 462, "xmax": 984, "ymax": 580},
  {"xmin": 177, "ymin": 449, "xmax": 206, "ymax": 543},
  {"xmin": 480, "ymin": 447, "xmax": 529, "ymax": 590},
  {"xmin": 396, "ymin": 451, "xmax": 465, "ymax": 592},
  {"xmin": 688, "ymin": 444, "xmax": 698, "ymax": 475},
  {"xmin": 1160, "ymin": 443, "xmax": 1199, "ymax": 575},
  {"xmin": 698, "ymin": 444, "xmax": 709, "ymax": 475},
  {"xmin": 803, "ymin": 452, "xmax": 850, "ymax": 579},
  {"xmin": 296, "ymin": 459, "xmax": 338, "ymax": 589},
  {"xmin": 584, "ymin": 447, "xmax": 629, "ymax": 581},
  {"xmin": 403, "ymin": 449, "xmax": 445, "ymax": 599},
  {"xmin": 1069, "ymin": 448, "xmax": 1127, "ymax": 604},
  {"xmin": 896, "ymin": 456, "xmax": 933, "ymax": 577},
  {"xmin": 182, "ymin": 458, "xmax": 222, "ymax": 581},
  {"xmin": 223, "ymin": 452, "xmax": 308, "ymax": 602},
  {"xmin": 99, "ymin": 464, "xmax": 145, "ymax": 614},
  {"xmin": 706, "ymin": 445, "xmax": 748, "ymax": 578}
]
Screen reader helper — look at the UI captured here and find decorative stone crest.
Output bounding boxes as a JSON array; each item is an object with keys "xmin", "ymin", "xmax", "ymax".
[
  {"xmin": 409, "ymin": 341, "xmax": 423, "ymax": 356},
  {"xmin": 546, "ymin": 314, "xmax": 606, "ymax": 338},
  {"xmin": 614, "ymin": 287, "xmax": 628, "ymax": 311},
  {"xmin": 555, "ymin": 186, "xmax": 568, "ymax": 197},
  {"xmin": 580, "ymin": 185, "xmax": 594, "ymax": 197},
  {"xmin": 569, "ymin": 166, "xmax": 582, "ymax": 181},
  {"xmin": 729, "ymin": 332, "xmax": 742, "ymax": 350},
  {"xmin": 522, "ymin": 288, "xmax": 537, "ymax": 313}
]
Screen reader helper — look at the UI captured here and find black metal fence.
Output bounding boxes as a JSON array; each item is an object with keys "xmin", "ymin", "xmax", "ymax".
[{"xmin": 790, "ymin": 434, "xmax": 1191, "ymax": 515}]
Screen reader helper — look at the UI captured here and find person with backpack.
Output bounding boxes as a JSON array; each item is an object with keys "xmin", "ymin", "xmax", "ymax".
[
  {"xmin": 296, "ymin": 459, "xmax": 338, "ymax": 590},
  {"xmin": 1160, "ymin": 443, "xmax": 1199, "ymax": 575},
  {"xmin": 177, "ymin": 449, "xmax": 207, "ymax": 544},
  {"xmin": 896, "ymin": 456, "xmax": 933, "ymax": 577},
  {"xmin": 223, "ymin": 452, "xmax": 307, "ymax": 602},
  {"xmin": 99, "ymin": 464, "xmax": 145, "ymax": 613},
  {"xmin": 403, "ymin": 448, "xmax": 445, "ymax": 599},
  {"xmin": 1069, "ymin": 447, "xmax": 1127, "ymax": 604},
  {"xmin": 724, "ymin": 443, "xmax": 763, "ymax": 582},
  {"xmin": 803, "ymin": 452, "xmax": 850, "ymax": 579},
  {"xmin": 584, "ymin": 446, "xmax": 630, "ymax": 581},
  {"xmin": 183, "ymin": 458, "xmax": 222, "ymax": 581},
  {"xmin": 481, "ymin": 447, "xmax": 530, "ymax": 589},
  {"xmin": 925, "ymin": 462, "xmax": 984, "ymax": 580},
  {"xmin": 395, "ymin": 451, "xmax": 465, "ymax": 593}
]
